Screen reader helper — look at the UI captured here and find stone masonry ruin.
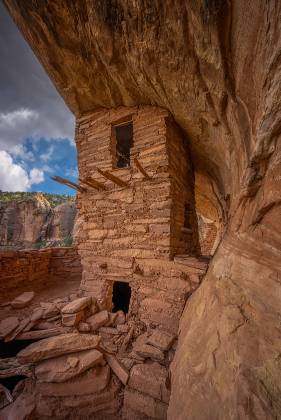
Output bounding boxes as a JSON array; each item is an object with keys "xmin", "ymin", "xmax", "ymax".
[
  {"xmin": 76, "ymin": 106, "xmax": 201, "ymax": 333},
  {"xmin": 1, "ymin": 1, "xmax": 281, "ymax": 419}
]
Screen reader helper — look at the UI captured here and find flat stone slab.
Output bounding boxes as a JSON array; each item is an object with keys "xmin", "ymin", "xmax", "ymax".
[
  {"xmin": 105, "ymin": 354, "xmax": 129, "ymax": 385},
  {"xmin": 37, "ymin": 365, "xmax": 110, "ymax": 396},
  {"xmin": 87, "ymin": 310, "xmax": 109, "ymax": 331},
  {"xmin": 0, "ymin": 316, "xmax": 19, "ymax": 338},
  {"xmin": 123, "ymin": 388, "xmax": 168, "ymax": 419},
  {"xmin": 35, "ymin": 349, "xmax": 103, "ymax": 382},
  {"xmin": 11, "ymin": 292, "xmax": 35, "ymax": 309},
  {"xmin": 135, "ymin": 343, "xmax": 165, "ymax": 362},
  {"xmin": 129, "ymin": 362, "xmax": 170, "ymax": 403},
  {"xmin": 147, "ymin": 330, "xmax": 176, "ymax": 351},
  {"xmin": 17, "ymin": 333, "xmax": 101, "ymax": 364},
  {"xmin": 61, "ymin": 297, "xmax": 92, "ymax": 314},
  {"xmin": 62, "ymin": 310, "xmax": 84, "ymax": 326}
]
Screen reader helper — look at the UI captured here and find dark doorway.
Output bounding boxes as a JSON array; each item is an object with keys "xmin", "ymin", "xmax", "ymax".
[
  {"xmin": 0, "ymin": 339, "xmax": 37, "ymax": 391},
  {"xmin": 114, "ymin": 121, "xmax": 133, "ymax": 168},
  {"xmin": 112, "ymin": 281, "xmax": 131, "ymax": 313}
]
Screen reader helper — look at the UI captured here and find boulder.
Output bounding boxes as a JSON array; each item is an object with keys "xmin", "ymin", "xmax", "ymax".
[
  {"xmin": 0, "ymin": 316, "xmax": 19, "ymax": 338},
  {"xmin": 11, "ymin": 292, "xmax": 34, "ymax": 309},
  {"xmin": 61, "ymin": 297, "xmax": 92, "ymax": 314},
  {"xmin": 17, "ymin": 333, "xmax": 101, "ymax": 364},
  {"xmin": 87, "ymin": 310, "xmax": 109, "ymax": 331},
  {"xmin": 62, "ymin": 310, "xmax": 84, "ymax": 326},
  {"xmin": 37, "ymin": 365, "xmax": 110, "ymax": 396},
  {"xmin": 35, "ymin": 349, "xmax": 104, "ymax": 382},
  {"xmin": 147, "ymin": 330, "xmax": 176, "ymax": 351},
  {"xmin": 129, "ymin": 362, "xmax": 170, "ymax": 403}
]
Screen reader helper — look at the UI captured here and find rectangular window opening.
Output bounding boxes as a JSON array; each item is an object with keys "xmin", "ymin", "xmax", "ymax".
[
  {"xmin": 113, "ymin": 121, "xmax": 133, "ymax": 168},
  {"xmin": 112, "ymin": 281, "xmax": 131, "ymax": 313}
]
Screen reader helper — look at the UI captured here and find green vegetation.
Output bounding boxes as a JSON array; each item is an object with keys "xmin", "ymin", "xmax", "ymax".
[
  {"xmin": 32, "ymin": 236, "xmax": 74, "ymax": 250},
  {"xmin": 0, "ymin": 192, "xmax": 75, "ymax": 208}
]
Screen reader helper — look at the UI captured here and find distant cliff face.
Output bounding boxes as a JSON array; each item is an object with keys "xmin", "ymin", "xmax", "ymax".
[{"xmin": 0, "ymin": 192, "xmax": 76, "ymax": 248}]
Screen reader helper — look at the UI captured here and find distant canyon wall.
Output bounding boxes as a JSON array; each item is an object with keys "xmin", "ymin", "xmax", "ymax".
[{"xmin": 0, "ymin": 193, "xmax": 76, "ymax": 248}]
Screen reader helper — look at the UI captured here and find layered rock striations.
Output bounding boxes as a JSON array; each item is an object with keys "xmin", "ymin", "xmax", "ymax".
[
  {"xmin": 0, "ymin": 192, "xmax": 76, "ymax": 248},
  {"xmin": 4, "ymin": 1, "xmax": 281, "ymax": 419}
]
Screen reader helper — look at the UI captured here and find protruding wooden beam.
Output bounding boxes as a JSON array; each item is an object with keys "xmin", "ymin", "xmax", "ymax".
[
  {"xmin": 97, "ymin": 168, "xmax": 128, "ymax": 187},
  {"xmin": 134, "ymin": 158, "xmax": 151, "ymax": 180},
  {"xmin": 80, "ymin": 177, "xmax": 106, "ymax": 191},
  {"xmin": 51, "ymin": 176, "xmax": 86, "ymax": 192}
]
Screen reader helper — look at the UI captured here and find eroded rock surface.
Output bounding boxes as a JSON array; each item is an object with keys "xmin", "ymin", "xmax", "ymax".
[
  {"xmin": 0, "ymin": 192, "xmax": 76, "ymax": 248},
  {"xmin": 3, "ymin": 1, "xmax": 281, "ymax": 419}
]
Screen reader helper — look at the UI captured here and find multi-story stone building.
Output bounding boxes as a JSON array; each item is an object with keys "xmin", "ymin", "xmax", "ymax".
[{"xmin": 75, "ymin": 106, "xmax": 202, "ymax": 333}]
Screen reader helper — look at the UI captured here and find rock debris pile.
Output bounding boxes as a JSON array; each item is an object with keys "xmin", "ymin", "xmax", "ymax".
[{"xmin": 0, "ymin": 292, "xmax": 176, "ymax": 419}]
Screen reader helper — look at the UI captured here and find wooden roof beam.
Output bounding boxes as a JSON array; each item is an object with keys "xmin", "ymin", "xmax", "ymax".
[
  {"xmin": 134, "ymin": 158, "xmax": 151, "ymax": 180},
  {"xmin": 97, "ymin": 168, "xmax": 128, "ymax": 187},
  {"xmin": 51, "ymin": 176, "xmax": 86, "ymax": 192},
  {"xmin": 80, "ymin": 177, "xmax": 106, "ymax": 191}
]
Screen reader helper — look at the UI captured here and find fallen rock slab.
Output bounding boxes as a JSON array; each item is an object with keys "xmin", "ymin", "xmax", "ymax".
[
  {"xmin": 62, "ymin": 310, "xmax": 84, "ymax": 326},
  {"xmin": 147, "ymin": 330, "xmax": 176, "ymax": 351},
  {"xmin": 61, "ymin": 297, "xmax": 92, "ymax": 314},
  {"xmin": 129, "ymin": 362, "xmax": 170, "ymax": 403},
  {"xmin": 0, "ymin": 317, "xmax": 19, "ymax": 339},
  {"xmin": 105, "ymin": 354, "xmax": 129, "ymax": 385},
  {"xmin": 78, "ymin": 322, "xmax": 91, "ymax": 333},
  {"xmin": 4, "ymin": 318, "xmax": 30, "ymax": 342},
  {"xmin": 40, "ymin": 302, "xmax": 60, "ymax": 319},
  {"xmin": 135, "ymin": 344, "xmax": 165, "ymax": 362},
  {"xmin": 11, "ymin": 292, "xmax": 35, "ymax": 309},
  {"xmin": 17, "ymin": 333, "xmax": 101, "ymax": 364},
  {"xmin": 15, "ymin": 327, "xmax": 67, "ymax": 341},
  {"xmin": 87, "ymin": 310, "xmax": 109, "ymax": 330},
  {"xmin": 37, "ymin": 365, "xmax": 110, "ymax": 396},
  {"xmin": 35, "ymin": 349, "xmax": 103, "ymax": 382},
  {"xmin": 99, "ymin": 327, "xmax": 120, "ymax": 335}
]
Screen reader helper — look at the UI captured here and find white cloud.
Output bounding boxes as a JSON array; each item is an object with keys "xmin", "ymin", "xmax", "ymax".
[
  {"xmin": 0, "ymin": 150, "xmax": 44, "ymax": 192},
  {"xmin": 10, "ymin": 144, "xmax": 34, "ymax": 161},
  {"xmin": 29, "ymin": 168, "xmax": 44, "ymax": 185},
  {"xmin": 40, "ymin": 145, "xmax": 54, "ymax": 162},
  {"xmin": 0, "ymin": 108, "xmax": 38, "ymax": 128}
]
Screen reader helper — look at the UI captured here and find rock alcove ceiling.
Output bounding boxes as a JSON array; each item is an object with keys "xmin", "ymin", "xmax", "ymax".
[{"xmin": 3, "ymin": 0, "xmax": 281, "ymax": 419}]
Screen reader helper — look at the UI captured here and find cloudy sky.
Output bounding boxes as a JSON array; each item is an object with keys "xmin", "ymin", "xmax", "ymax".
[{"xmin": 0, "ymin": 3, "xmax": 77, "ymax": 194}]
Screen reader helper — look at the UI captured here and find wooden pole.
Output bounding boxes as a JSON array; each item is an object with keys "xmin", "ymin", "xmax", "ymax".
[
  {"xmin": 80, "ymin": 177, "xmax": 106, "ymax": 191},
  {"xmin": 134, "ymin": 158, "xmax": 151, "ymax": 180},
  {"xmin": 51, "ymin": 176, "xmax": 86, "ymax": 192},
  {"xmin": 97, "ymin": 168, "xmax": 128, "ymax": 187}
]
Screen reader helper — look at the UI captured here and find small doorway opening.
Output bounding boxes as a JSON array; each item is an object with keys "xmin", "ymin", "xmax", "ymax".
[
  {"xmin": 113, "ymin": 121, "xmax": 133, "ymax": 168},
  {"xmin": 112, "ymin": 281, "xmax": 131, "ymax": 313}
]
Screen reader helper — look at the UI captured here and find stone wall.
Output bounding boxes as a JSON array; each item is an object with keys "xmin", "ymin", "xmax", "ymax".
[
  {"xmin": 0, "ymin": 247, "xmax": 82, "ymax": 302},
  {"xmin": 75, "ymin": 105, "xmax": 199, "ymax": 332},
  {"xmin": 197, "ymin": 214, "xmax": 219, "ymax": 256}
]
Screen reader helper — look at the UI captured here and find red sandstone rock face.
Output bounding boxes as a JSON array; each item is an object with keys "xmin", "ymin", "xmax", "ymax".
[
  {"xmin": 0, "ymin": 193, "xmax": 76, "ymax": 248},
  {"xmin": 3, "ymin": 1, "xmax": 281, "ymax": 418}
]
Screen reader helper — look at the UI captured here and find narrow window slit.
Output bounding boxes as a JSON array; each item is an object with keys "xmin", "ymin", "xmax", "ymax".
[{"xmin": 113, "ymin": 121, "xmax": 133, "ymax": 168}]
